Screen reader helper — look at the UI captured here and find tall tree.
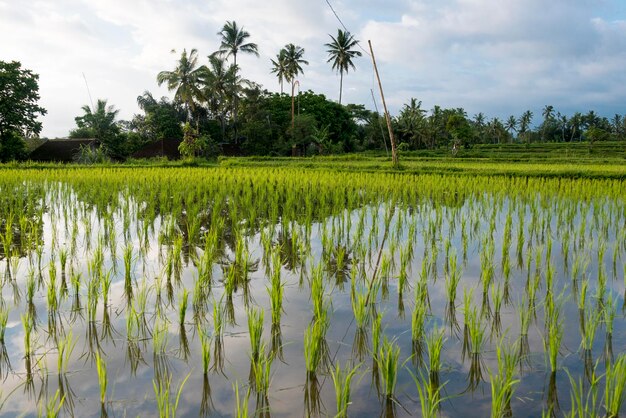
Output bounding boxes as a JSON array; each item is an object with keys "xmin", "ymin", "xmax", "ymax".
[
  {"xmin": 397, "ymin": 98, "xmax": 426, "ymax": 148},
  {"xmin": 518, "ymin": 110, "xmax": 533, "ymax": 144},
  {"xmin": 325, "ymin": 29, "xmax": 362, "ymax": 105},
  {"xmin": 0, "ymin": 61, "xmax": 46, "ymax": 161},
  {"xmin": 156, "ymin": 49, "xmax": 204, "ymax": 123},
  {"xmin": 541, "ymin": 105, "xmax": 554, "ymax": 142},
  {"xmin": 280, "ymin": 44, "xmax": 308, "ymax": 133},
  {"xmin": 504, "ymin": 115, "xmax": 517, "ymax": 142},
  {"xmin": 270, "ymin": 50, "xmax": 288, "ymax": 94},
  {"xmin": 216, "ymin": 21, "xmax": 259, "ymax": 142},
  {"xmin": 199, "ymin": 55, "xmax": 241, "ymax": 141}
]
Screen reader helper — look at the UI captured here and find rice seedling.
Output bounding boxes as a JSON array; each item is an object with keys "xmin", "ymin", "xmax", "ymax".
[
  {"xmin": 247, "ymin": 307, "xmax": 264, "ymax": 363},
  {"xmin": 304, "ymin": 314, "xmax": 329, "ymax": 375},
  {"xmin": 95, "ymin": 351, "xmax": 107, "ymax": 404},
  {"xmin": 376, "ymin": 336, "xmax": 401, "ymax": 399},
  {"xmin": 352, "ymin": 290, "xmax": 369, "ymax": 329},
  {"xmin": 488, "ymin": 338, "xmax": 519, "ymax": 418},
  {"xmin": 566, "ymin": 368, "xmax": 601, "ymax": 418},
  {"xmin": 251, "ymin": 343, "xmax": 273, "ymax": 395},
  {"xmin": 233, "ymin": 382, "xmax": 250, "ymax": 418},
  {"xmin": 267, "ymin": 251, "xmax": 284, "ymax": 327},
  {"xmin": 178, "ymin": 288, "xmax": 189, "ymax": 327},
  {"xmin": 38, "ymin": 389, "xmax": 65, "ymax": 418},
  {"xmin": 56, "ymin": 331, "xmax": 76, "ymax": 375},
  {"xmin": 153, "ymin": 372, "xmax": 191, "ymax": 418},
  {"xmin": 410, "ymin": 367, "xmax": 446, "ymax": 418},
  {"xmin": 545, "ymin": 307, "xmax": 564, "ymax": 373},
  {"xmin": 0, "ymin": 307, "xmax": 7, "ymax": 344},
  {"xmin": 330, "ymin": 361, "xmax": 360, "ymax": 418},
  {"xmin": 21, "ymin": 313, "xmax": 33, "ymax": 357},
  {"xmin": 604, "ymin": 354, "xmax": 626, "ymax": 418}
]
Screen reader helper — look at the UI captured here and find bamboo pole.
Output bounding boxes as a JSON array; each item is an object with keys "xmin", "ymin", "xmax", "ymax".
[{"xmin": 368, "ymin": 40, "xmax": 398, "ymax": 166}]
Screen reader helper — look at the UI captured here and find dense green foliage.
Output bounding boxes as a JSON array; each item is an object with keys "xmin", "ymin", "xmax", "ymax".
[{"xmin": 0, "ymin": 61, "xmax": 46, "ymax": 161}]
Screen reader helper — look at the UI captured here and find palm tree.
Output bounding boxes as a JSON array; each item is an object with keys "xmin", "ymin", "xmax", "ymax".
[
  {"xmin": 199, "ymin": 55, "xmax": 237, "ymax": 140},
  {"xmin": 518, "ymin": 110, "xmax": 533, "ymax": 144},
  {"xmin": 505, "ymin": 115, "xmax": 517, "ymax": 142},
  {"xmin": 279, "ymin": 44, "xmax": 308, "ymax": 132},
  {"xmin": 541, "ymin": 105, "xmax": 554, "ymax": 142},
  {"xmin": 270, "ymin": 50, "xmax": 288, "ymax": 94},
  {"xmin": 397, "ymin": 98, "xmax": 426, "ymax": 148},
  {"xmin": 325, "ymin": 29, "xmax": 362, "ymax": 105},
  {"xmin": 282, "ymin": 44, "xmax": 308, "ymax": 82},
  {"xmin": 157, "ymin": 49, "xmax": 204, "ymax": 123},
  {"xmin": 74, "ymin": 99, "xmax": 124, "ymax": 157},
  {"xmin": 216, "ymin": 21, "xmax": 259, "ymax": 142}
]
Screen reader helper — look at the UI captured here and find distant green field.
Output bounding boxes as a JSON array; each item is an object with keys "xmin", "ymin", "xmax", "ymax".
[
  {"xmin": 219, "ymin": 141, "xmax": 626, "ymax": 179},
  {"xmin": 5, "ymin": 141, "xmax": 625, "ymax": 179}
]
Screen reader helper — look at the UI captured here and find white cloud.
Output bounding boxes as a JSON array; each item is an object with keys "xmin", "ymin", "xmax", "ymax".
[{"xmin": 1, "ymin": 0, "xmax": 624, "ymax": 137}]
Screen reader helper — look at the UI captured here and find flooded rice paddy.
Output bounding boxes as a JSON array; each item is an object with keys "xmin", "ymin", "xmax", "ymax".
[{"xmin": 0, "ymin": 167, "xmax": 624, "ymax": 417}]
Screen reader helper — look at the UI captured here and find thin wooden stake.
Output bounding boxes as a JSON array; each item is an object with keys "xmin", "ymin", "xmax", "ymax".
[{"xmin": 368, "ymin": 40, "xmax": 398, "ymax": 166}]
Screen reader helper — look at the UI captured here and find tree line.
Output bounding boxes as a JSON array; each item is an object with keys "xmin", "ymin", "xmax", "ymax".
[{"xmin": 1, "ymin": 21, "xmax": 624, "ymax": 161}]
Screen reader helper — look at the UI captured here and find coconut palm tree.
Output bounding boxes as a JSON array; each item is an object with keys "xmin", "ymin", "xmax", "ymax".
[
  {"xmin": 282, "ymin": 44, "xmax": 308, "ymax": 82},
  {"xmin": 325, "ymin": 29, "xmax": 362, "ymax": 105},
  {"xmin": 199, "ymin": 55, "xmax": 238, "ymax": 140},
  {"xmin": 270, "ymin": 50, "xmax": 288, "ymax": 94},
  {"xmin": 278, "ymin": 44, "xmax": 308, "ymax": 132},
  {"xmin": 157, "ymin": 49, "xmax": 204, "ymax": 123},
  {"xmin": 505, "ymin": 115, "xmax": 517, "ymax": 142},
  {"xmin": 518, "ymin": 110, "xmax": 533, "ymax": 144},
  {"xmin": 216, "ymin": 21, "xmax": 259, "ymax": 142}
]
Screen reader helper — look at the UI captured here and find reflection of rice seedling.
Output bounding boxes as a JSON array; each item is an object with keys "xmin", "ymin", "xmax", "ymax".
[
  {"xmin": 330, "ymin": 361, "xmax": 360, "ymax": 418},
  {"xmin": 376, "ymin": 337, "xmax": 401, "ymax": 399}
]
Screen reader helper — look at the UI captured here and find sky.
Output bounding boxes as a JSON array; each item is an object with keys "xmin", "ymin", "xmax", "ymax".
[{"xmin": 1, "ymin": 0, "xmax": 625, "ymax": 138}]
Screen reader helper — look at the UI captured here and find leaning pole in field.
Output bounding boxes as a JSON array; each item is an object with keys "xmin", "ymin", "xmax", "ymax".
[{"xmin": 368, "ymin": 40, "xmax": 398, "ymax": 166}]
